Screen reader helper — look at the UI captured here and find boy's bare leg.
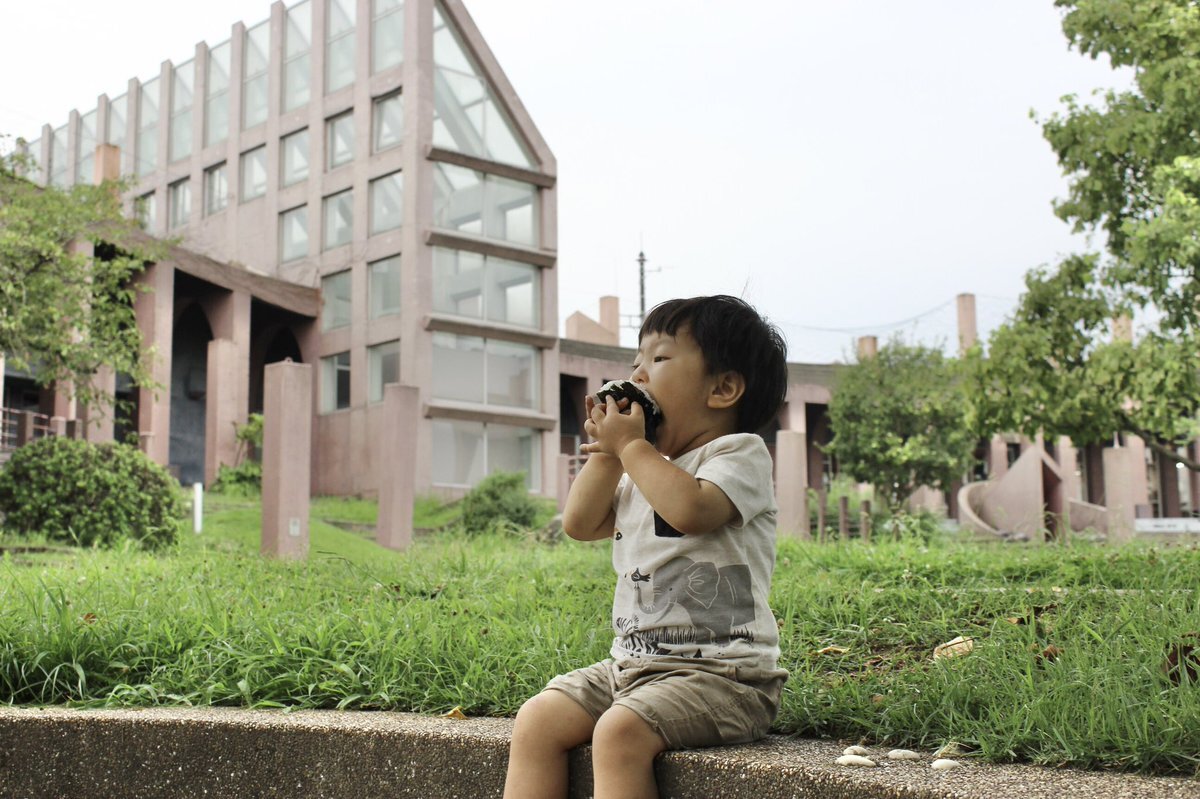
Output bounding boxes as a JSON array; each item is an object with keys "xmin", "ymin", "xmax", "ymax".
[
  {"xmin": 503, "ymin": 690, "xmax": 596, "ymax": 799},
  {"xmin": 591, "ymin": 706, "xmax": 667, "ymax": 799}
]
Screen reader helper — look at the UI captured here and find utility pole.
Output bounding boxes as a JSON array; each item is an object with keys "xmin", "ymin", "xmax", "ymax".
[{"xmin": 638, "ymin": 250, "xmax": 648, "ymax": 322}]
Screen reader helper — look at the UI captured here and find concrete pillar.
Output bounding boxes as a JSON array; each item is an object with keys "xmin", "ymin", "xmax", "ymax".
[
  {"xmin": 1158, "ymin": 450, "xmax": 1182, "ymax": 518},
  {"xmin": 856, "ymin": 336, "xmax": 877, "ymax": 360},
  {"xmin": 1103, "ymin": 446, "xmax": 1138, "ymax": 544},
  {"xmin": 17, "ymin": 412, "xmax": 36, "ymax": 447},
  {"xmin": 989, "ymin": 435, "xmax": 1008, "ymax": 480},
  {"xmin": 774, "ymin": 430, "xmax": 810, "ymax": 538},
  {"xmin": 377, "ymin": 384, "xmax": 420, "ymax": 551},
  {"xmin": 1057, "ymin": 436, "xmax": 1080, "ymax": 503},
  {"xmin": 599, "ymin": 295, "xmax": 620, "ymax": 339},
  {"xmin": 1190, "ymin": 441, "xmax": 1200, "ymax": 515},
  {"xmin": 0, "ymin": 354, "xmax": 5, "ymax": 408},
  {"xmin": 81, "ymin": 367, "xmax": 116, "ymax": 443},
  {"xmin": 1112, "ymin": 315, "xmax": 1133, "ymax": 343},
  {"xmin": 261, "ymin": 361, "xmax": 312, "ymax": 560},
  {"xmin": 205, "ymin": 338, "xmax": 243, "ymax": 484},
  {"xmin": 956, "ymin": 293, "xmax": 977, "ymax": 355},
  {"xmin": 95, "ymin": 142, "xmax": 120, "ymax": 183},
  {"xmin": 1127, "ymin": 435, "xmax": 1150, "ymax": 513},
  {"xmin": 133, "ymin": 261, "xmax": 174, "ymax": 466}
]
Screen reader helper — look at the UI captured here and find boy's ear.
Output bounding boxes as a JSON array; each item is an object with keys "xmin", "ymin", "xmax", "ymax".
[{"xmin": 707, "ymin": 370, "xmax": 746, "ymax": 410}]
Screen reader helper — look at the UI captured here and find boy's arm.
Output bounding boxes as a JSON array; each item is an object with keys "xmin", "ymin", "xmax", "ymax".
[
  {"xmin": 561, "ymin": 453, "xmax": 622, "ymax": 541},
  {"xmin": 584, "ymin": 396, "xmax": 737, "ymax": 535},
  {"xmin": 619, "ymin": 439, "xmax": 737, "ymax": 535}
]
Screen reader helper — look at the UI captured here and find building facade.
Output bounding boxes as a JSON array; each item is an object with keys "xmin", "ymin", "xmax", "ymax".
[{"xmin": 17, "ymin": 0, "xmax": 559, "ymax": 497}]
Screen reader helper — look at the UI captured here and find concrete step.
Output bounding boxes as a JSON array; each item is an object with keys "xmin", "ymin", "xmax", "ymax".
[{"xmin": 0, "ymin": 707, "xmax": 1195, "ymax": 798}]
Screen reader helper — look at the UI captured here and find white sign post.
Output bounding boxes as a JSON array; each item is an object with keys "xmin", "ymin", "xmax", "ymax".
[{"xmin": 193, "ymin": 482, "xmax": 203, "ymax": 533}]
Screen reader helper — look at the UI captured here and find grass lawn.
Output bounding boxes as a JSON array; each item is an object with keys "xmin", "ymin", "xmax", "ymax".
[{"xmin": 1, "ymin": 498, "xmax": 1199, "ymax": 775}]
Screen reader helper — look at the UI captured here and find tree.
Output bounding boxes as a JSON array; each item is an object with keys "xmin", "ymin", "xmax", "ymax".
[
  {"xmin": 974, "ymin": 0, "xmax": 1200, "ymax": 468},
  {"xmin": 826, "ymin": 341, "xmax": 976, "ymax": 513},
  {"xmin": 0, "ymin": 145, "xmax": 163, "ymax": 409}
]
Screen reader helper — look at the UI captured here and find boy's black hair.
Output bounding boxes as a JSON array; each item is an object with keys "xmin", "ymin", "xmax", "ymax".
[{"xmin": 640, "ymin": 295, "xmax": 788, "ymax": 434}]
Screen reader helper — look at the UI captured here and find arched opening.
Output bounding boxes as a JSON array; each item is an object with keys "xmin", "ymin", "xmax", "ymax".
[
  {"xmin": 170, "ymin": 302, "xmax": 213, "ymax": 485},
  {"xmin": 250, "ymin": 325, "xmax": 303, "ymax": 414}
]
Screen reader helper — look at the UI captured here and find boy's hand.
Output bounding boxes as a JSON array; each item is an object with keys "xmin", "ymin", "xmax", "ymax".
[{"xmin": 581, "ymin": 395, "xmax": 645, "ymax": 458}]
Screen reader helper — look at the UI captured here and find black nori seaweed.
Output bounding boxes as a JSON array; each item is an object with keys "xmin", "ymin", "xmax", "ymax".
[{"xmin": 594, "ymin": 379, "xmax": 664, "ymax": 445}]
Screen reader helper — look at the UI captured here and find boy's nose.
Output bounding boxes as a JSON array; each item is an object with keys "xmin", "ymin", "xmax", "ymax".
[{"xmin": 630, "ymin": 363, "xmax": 647, "ymax": 383}]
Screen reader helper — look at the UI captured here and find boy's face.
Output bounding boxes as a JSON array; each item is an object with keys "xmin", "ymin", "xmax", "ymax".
[{"xmin": 631, "ymin": 326, "xmax": 721, "ymax": 455}]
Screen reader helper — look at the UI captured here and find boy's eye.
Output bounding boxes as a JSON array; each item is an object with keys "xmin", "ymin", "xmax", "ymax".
[{"xmin": 653, "ymin": 356, "xmax": 667, "ymax": 362}]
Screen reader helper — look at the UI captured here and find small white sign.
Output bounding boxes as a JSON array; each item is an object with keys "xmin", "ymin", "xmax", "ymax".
[
  {"xmin": 1135, "ymin": 518, "xmax": 1200, "ymax": 534},
  {"xmin": 288, "ymin": 518, "xmax": 301, "ymax": 537}
]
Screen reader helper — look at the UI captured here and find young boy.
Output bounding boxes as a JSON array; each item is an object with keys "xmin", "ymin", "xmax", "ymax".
[{"xmin": 503, "ymin": 295, "xmax": 790, "ymax": 799}]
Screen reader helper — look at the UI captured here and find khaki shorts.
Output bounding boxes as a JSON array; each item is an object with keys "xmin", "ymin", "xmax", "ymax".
[{"xmin": 544, "ymin": 657, "xmax": 787, "ymax": 750}]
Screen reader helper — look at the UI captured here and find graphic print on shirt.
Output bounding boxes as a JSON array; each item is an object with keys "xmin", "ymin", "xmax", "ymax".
[{"xmin": 617, "ymin": 555, "xmax": 756, "ymax": 655}]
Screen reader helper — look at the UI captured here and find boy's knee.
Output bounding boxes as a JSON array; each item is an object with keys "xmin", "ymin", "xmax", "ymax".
[
  {"xmin": 592, "ymin": 705, "xmax": 665, "ymax": 759},
  {"xmin": 512, "ymin": 691, "xmax": 595, "ymax": 751}
]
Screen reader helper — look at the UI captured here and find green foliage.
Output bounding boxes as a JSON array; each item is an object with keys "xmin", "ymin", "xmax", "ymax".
[
  {"xmin": 0, "ymin": 145, "xmax": 165, "ymax": 408},
  {"xmin": 978, "ymin": 2, "xmax": 1200, "ymax": 464},
  {"xmin": 459, "ymin": 470, "xmax": 539, "ymax": 535},
  {"xmin": 0, "ymin": 437, "xmax": 184, "ymax": 549},
  {"xmin": 210, "ymin": 414, "xmax": 264, "ymax": 496},
  {"xmin": 826, "ymin": 341, "xmax": 976, "ymax": 512},
  {"xmin": 3, "ymin": 515, "xmax": 1200, "ymax": 774}
]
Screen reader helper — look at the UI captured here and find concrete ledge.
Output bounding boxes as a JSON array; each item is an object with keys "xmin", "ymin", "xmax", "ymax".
[{"xmin": 0, "ymin": 707, "xmax": 1195, "ymax": 798}]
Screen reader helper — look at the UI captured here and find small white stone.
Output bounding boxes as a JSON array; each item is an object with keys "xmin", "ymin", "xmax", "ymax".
[
  {"xmin": 931, "ymin": 758, "xmax": 962, "ymax": 771},
  {"xmin": 842, "ymin": 745, "xmax": 870, "ymax": 756},
  {"xmin": 886, "ymin": 749, "xmax": 920, "ymax": 760},
  {"xmin": 835, "ymin": 754, "xmax": 876, "ymax": 767}
]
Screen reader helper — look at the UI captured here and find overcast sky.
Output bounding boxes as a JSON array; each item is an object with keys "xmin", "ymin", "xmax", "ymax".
[{"xmin": 0, "ymin": 1, "xmax": 1128, "ymax": 362}]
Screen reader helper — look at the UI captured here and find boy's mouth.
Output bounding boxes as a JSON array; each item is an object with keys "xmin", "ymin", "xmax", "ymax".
[{"xmin": 594, "ymin": 379, "xmax": 664, "ymax": 445}]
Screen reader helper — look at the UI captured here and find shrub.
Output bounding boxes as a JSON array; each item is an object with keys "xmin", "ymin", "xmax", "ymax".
[
  {"xmin": 211, "ymin": 413, "xmax": 263, "ymax": 496},
  {"xmin": 460, "ymin": 471, "xmax": 538, "ymax": 535},
  {"xmin": 0, "ymin": 436, "xmax": 184, "ymax": 549}
]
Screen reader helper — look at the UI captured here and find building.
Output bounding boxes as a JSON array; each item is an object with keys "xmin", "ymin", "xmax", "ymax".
[{"xmin": 15, "ymin": 0, "xmax": 559, "ymax": 498}]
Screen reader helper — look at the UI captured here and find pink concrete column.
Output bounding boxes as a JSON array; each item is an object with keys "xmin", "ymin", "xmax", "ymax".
[
  {"xmin": 0, "ymin": 354, "xmax": 5, "ymax": 408},
  {"xmin": 856, "ymin": 336, "xmax": 877, "ymax": 360},
  {"xmin": 262, "ymin": 361, "xmax": 312, "ymax": 560},
  {"xmin": 774, "ymin": 430, "xmax": 810, "ymax": 539},
  {"xmin": 205, "ymin": 338, "xmax": 243, "ymax": 484},
  {"xmin": 1102, "ymin": 447, "xmax": 1137, "ymax": 544},
  {"xmin": 956, "ymin": 293, "xmax": 977, "ymax": 355},
  {"xmin": 81, "ymin": 367, "xmax": 117, "ymax": 443},
  {"xmin": 1057, "ymin": 436, "xmax": 1080, "ymax": 502},
  {"xmin": 133, "ymin": 261, "xmax": 174, "ymax": 466},
  {"xmin": 989, "ymin": 436, "xmax": 1008, "ymax": 480},
  {"xmin": 377, "ymin": 384, "xmax": 420, "ymax": 551},
  {"xmin": 1126, "ymin": 435, "xmax": 1150, "ymax": 513}
]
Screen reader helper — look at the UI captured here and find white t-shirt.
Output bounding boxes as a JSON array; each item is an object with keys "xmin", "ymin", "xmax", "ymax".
[{"xmin": 609, "ymin": 433, "xmax": 781, "ymax": 672}]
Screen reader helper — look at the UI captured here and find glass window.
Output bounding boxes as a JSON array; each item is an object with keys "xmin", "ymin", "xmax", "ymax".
[
  {"xmin": 327, "ymin": 112, "xmax": 354, "ymax": 169},
  {"xmin": 327, "ymin": 0, "xmax": 356, "ymax": 93},
  {"xmin": 373, "ymin": 92, "xmax": 403, "ymax": 152},
  {"xmin": 136, "ymin": 191, "xmax": 157, "ymax": 230},
  {"xmin": 488, "ymin": 423, "xmax": 541, "ymax": 489},
  {"xmin": 240, "ymin": 146, "xmax": 267, "ymax": 201},
  {"xmin": 205, "ymin": 40, "xmax": 232, "ymax": 146},
  {"xmin": 279, "ymin": 205, "xmax": 309, "ymax": 262},
  {"xmin": 168, "ymin": 179, "xmax": 191, "ymax": 229},
  {"xmin": 243, "ymin": 21, "xmax": 270, "ymax": 129},
  {"xmin": 369, "ymin": 255, "xmax": 401, "ymax": 318},
  {"xmin": 432, "ymin": 164, "xmax": 537, "ymax": 246},
  {"xmin": 431, "ymin": 419, "xmax": 484, "ymax": 486},
  {"xmin": 281, "ymin": 128, "xmax": 310, "ymax": 186},
  {"xmin": 137, "ymin": 77, "xmax": 160, "ymax": 176},
  {"xmin": 432, "ymin": 332, "xmax": 484, "ymax": 403},
  {"xmin": 49, "ymin": 124, "xmax": 69, "ymax": 187},
  {"xmin": 431, "ymin": 7, "xmax": 533, "ymax": 168},
  {"xmin": 433, "ymin": 162, "xmax": 483, "ymax": 234},
  {"xmin": 283, "ymin": 0, "xmax": 313, "ymax": 113},
  {"xmin": 368, "ymin": 340, "xmax": 400, "ymax": 403},
  {"xmin": 24, "ymin": 137, "xmax": 43, "ymax": 184},
  {"xmin": 204, "ymin": 162, "xmax": 228, "ymax": 215},
  {"xmin": 372, "ymin": 0, "xmax": 404, "ymax": 74},
  {"xmin": 321, "ymin": 270, "xmax": 352, "ymax": 330},
  {"xmin": 170, "ymin": 60, "xmax": 194, "ymax": 162},
  {"xmin": 486, "ymin": 339, "xmax": 537, "ymax": 409},
  {"xmin": 369, "ymin": 170, "xmax": 403, "ymax": 234},
  {"xmin": 431, "ymin": 420, "xmax": 540, "ymax": 488},
  {"xmin": 107, "ymin": 95, "xmax": 128, "ymax": 148},
  {"xmin": 487, "ymin": 257, "xmax": 538, "ymax": 328},
  {"xmin": 432, "ymin": 247, "xmax": 484, "ymax": 319},
  {"xmin": 321, "ymin": 351, "xmax": 351, "ymax": 412},
  {"xmin": 432, "ymin": 247, "xmax": 539, "ymax": 328},
  {"xmin": 323, "ymin": 190, "xmax": 353, "ymax": 250},
  {"xmin": 77, "ymin": 109, "xmax": 98, "ymax": 185}
]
